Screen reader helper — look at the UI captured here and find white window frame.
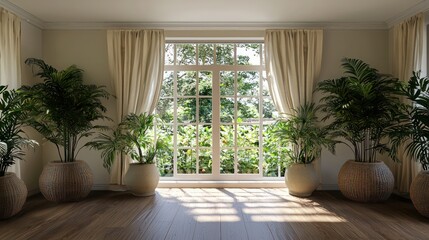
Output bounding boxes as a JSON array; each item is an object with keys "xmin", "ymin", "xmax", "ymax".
[{"xmin": 160, "ymin": 39, "xmax": 282, "ymax": 181}]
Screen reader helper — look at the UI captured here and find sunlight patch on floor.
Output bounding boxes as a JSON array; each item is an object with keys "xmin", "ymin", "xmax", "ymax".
[{"xmin": 157, "ymin": 188, "xmax": 347, "ymax": 223}]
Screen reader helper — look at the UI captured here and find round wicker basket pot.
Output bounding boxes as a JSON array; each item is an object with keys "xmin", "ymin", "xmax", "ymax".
[
  {"xmin": 39, "ymin": 160, "xmax": 93, "ymax": 202},
  {"xmin": 285, "ymin": 163, "xmax": 319, "ymax": 197},
  {"xmin": 410, "ymin": 171, "xmax": 429, "ymax": 218},
  {"xmin": 0, "ymin": 172, "xmax": 27, "ymax": 219},
  {"xmin": 124, "ymin": 163, "xmax": 159, "ymax": 197},
  {"xmin": 338, "ymin": 160, "xmax": 394, "ymax": 202}
]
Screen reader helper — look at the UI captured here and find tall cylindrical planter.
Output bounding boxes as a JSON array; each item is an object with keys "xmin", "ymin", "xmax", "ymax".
[
  {"xmin": 410, "ymin": 171, "xmax": 429, "ymax": 218},
  {"xmin": 124, "ymin": 163, "xmax": 159, "ymax": 196},
  {"xmin": 0, "ymin": 173, "xmax": 27, "ymax": 219},
  {"xmin": 338, "ymin": 160, "xmax": 394, "ymax": 202},
  {"xmin": 39, "ymin": 160, "xmax": 93, "ymax": 202},
  {"xmin": 285, "ymin": 163, "xmax": 319, "ymax": 197}
]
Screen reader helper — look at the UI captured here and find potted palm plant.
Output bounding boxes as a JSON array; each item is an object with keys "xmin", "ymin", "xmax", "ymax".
[
  {"xmin": 88, "ymin": 113, "xmax": 164, "ymax": 196},
  {"xmin": 271, "ymin": 102, "xmax": 336, "ymax": 197},
  {"xmin": 0, "ymin": 86, "xmax": 37, "ymax": 218},
  {"xmin": 390, "ymin": 72, "xmax": 429, "ymax": 217},
  {"xmin": 21, "ymin": 58, "xmax": 109, "ymax": 202},
  {"xmin": 317, "ymin": 58, "xmax": 403, "ymax": 202}
]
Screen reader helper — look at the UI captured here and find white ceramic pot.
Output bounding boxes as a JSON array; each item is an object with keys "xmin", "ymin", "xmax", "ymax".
[
  {"xmin": 410, "ymin": 171, "xmax": 429, "ymax": 218},
  {"xmin": 285, "ymin": 163, "xmax": 319, "ymax": 197},
  {"xmin": 124, "ymin": 163, "xmax": 159, "ymax": 196}
]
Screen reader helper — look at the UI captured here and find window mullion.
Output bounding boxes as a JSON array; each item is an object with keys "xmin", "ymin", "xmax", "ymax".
[{"xmin": 212, "ymin": 70, "xmax": 221, "ymax": 179}]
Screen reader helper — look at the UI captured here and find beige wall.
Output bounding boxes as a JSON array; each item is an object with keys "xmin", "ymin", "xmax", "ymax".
[
  {"xmin": 20, "ymin": 21, "xmax": 43, "ymax": 194},
  {"xmin": 42, "ymin": 30, "xmax": 116, "ymax": 187},
  {"xmin": 40, "ymin": 28, "xmax": 389, "ymax": 189},
  {"xmin": 318, "ymin": 29, "xmax": 389, "ymax": 188}
]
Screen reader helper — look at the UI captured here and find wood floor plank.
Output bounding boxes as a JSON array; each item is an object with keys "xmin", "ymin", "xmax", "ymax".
[
  {"xmin": 1, "ymin": 189, "xmax": 429, "ymax": 240},
  {"xmin": 192, "ymin": 198, "xmax": 221, "ymax": 240}
]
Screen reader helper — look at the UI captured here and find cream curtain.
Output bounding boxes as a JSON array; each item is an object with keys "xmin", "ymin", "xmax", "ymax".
[
  {"xmin": 265, "ymin": 29, "xmax": 323, "ymax": 114},
  {"xmin": 107, "ymin": 29, "xmax": 165, "ymax": 185},
  {"xmin": 391, "ymin": 13, "xmax": 424, "ymax": 194},
  {"xmin": 0, "ymin": 8, "xmax": 21, "ymax": 177}
]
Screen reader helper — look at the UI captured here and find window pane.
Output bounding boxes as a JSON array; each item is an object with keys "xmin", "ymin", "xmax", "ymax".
[
  {"xmin": 237, "ymin": 71, "xmax": 259, "ymax": 96},
  {"xmin": 220, "ymin": 71, "xmax": 235, "ymax": 96},
  {"xmin": 237, "ymin": 98, "xmax": 259, "ymax": 123},
  {"xmin": 237, "ymin": 149, "xmax": 259, "ymax": 174},
  {"xmin": 263, "ymin": 125, "xmax": 287, "ymax": 177},
  {"xmin": 221, "ymin": 98, "xmax": 235, "ymax": 123},
  {"xmin": 237, "ymin": 43, "xmax": 260, "ymax": 65},
  {"xmin": 216, "ymin": 44, "xmax": 234, "ymax": 65},
  {"xmin": 199, "ymin": 71, "xmax": 212, "ymax": 96},
  {"xmin": 199, "ymin": 98, "xmax": 212, "ymax": 123},
  {"xmin": 177, "ymin": 44, "xmax": 196, "ymax": 65},
  {"xmin": 177, "ymin": 149, "xmax": 196, "ymax": 174},
  {"xmin": 156, "ymin": 98, "xmax": 174, "ymax": 123},
  {"xmin": 220, "ymin": 149, "xmax": 235, "ymax": 174},
  {"xmin": 237, "ymin": 125, "xmax": 259, "ymax": 147},
  {"xmin": 220, "ymin": 125, "xmax": 234, "ymax": 147},
  {"xmin": 199, "ymin": 125, "xmax": 212, "ymax": 147},
  {"xmin": 198, "ymin": 44, "xmax": 214, "ymax": 65},
  {"xmin": 199, "ymin": 149, "xmax": 212, "ymax": 174},
  {"xmin": 177, "ymin": 125, "xmax": 196, "ymax": 147},
  {"xmin": 161, "ymin": 71, "xmax": 174, "ymax": 97},
  {"xmin": 156, "ymin": 124, "xmax": 173, "ymax": 177},
  {"xmin": 263, "ymin": 98, "xmax": 277, "ymax": 119},
  {"xmin": 177, "ymin": 71, "xmax": 196, "ymax": 96},
  {"xmin": 165, "ymin": 44, "xmax": 174, "ymax": 65},
  {"xmin": 177, "ymin": 98, "xmax": 196, "ymax": 123}
]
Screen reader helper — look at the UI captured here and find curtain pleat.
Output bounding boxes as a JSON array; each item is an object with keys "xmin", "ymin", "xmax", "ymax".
[
  {"xmin": 390, "ymin": 13, "xmax": 424, "ymax": 194},
  {"xmin": 107, "ymin": 29, "xmax": 165, "ymax": 185},
  {"xmin": 0, "ymin": 7, "xmax": 21, "ymax": 177},
  {"xmin": 265, "ymin": 29, "xmax": 323, "ymax": 114}
]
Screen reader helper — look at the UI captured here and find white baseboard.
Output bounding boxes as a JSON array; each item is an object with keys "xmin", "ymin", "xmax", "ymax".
[
  {"xmin": 93, "ymin": 181, "xmax": 286, "ymax": 190},
  {"xmin": 92, "ymin": 182, "xmax": 338, "ymax": 190},
  {"xmin": 157, "ymin": 180, "xmax": 286, "ymax": 188}
]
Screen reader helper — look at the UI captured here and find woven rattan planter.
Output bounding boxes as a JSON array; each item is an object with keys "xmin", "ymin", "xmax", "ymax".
[
  {"xmin": 285, "ymin": 163, "xmax": 319, "ymax": 197},
  {"xmin": 39, "ymin": 160, "xmax": 93, "ymax": 202},
  {"xmin": 124, "ymin": 163, "xmax": 159, "ymax": 196},
  {"xmin": 410, "ymin": 171, "xmax": 429, "ymax": 218},
  {"xmin": 0, "ymin": 172, "xmax": 27, "ymax": 219},
  {"xmin": 338, "ymin": 160, "xmax": 394, "ymax": 202}
]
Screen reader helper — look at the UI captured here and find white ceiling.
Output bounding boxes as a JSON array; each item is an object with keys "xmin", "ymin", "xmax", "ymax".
[{"xmin": 2, "ymin": 0, "xmax": 428, "ymax": 28}]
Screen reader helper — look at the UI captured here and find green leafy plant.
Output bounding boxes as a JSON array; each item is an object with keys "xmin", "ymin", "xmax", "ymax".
[
  {"xmin": 316, "ymin": 58, "xmax": 404, "ymax": 163},
  {"xmin": 20, "ymin": 58, "xmax": 109, "ymax": 162},
  {"xmin": 0, "ymin": 86, "xmax": 37, "ymax": 176},
  {"xmin": 271, "ymin": 102, "xmax": 336, "ymax": 167},
  {"xmin": 88, "ymin": 113, "xmax": 165, "ymax": 172},
  {"xmin": 389, "ymin": 71, "xmax": 429, "ymax": 170}
]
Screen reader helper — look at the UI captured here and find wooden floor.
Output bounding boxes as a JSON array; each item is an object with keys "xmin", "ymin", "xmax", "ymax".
[{"xmin": 1, "ymin": 189, "xmax": 429, "ymax": 240}]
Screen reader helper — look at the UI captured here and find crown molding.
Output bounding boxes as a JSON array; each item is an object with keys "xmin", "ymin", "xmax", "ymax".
[
  {"xmin": 386, "ymin": 0, "xmax": 429, "ymax": 28},
  {"xmin": 0, "ymin": 0, "xmax": 44, "ymax": 29},
  {"xmin": 43, "ymin": 21, "xmax": 388, "ymax": 30}
]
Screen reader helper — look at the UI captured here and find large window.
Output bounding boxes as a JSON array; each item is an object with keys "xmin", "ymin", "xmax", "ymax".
[{"xmin": 156, "ymin": 42, "xmax": 285, "ymax": 180}]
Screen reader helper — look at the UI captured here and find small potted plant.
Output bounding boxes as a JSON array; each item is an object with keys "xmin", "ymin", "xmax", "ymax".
[
  {"xmin": 88, "ymin": 113, "xmax": 165, "ymax": 196},
  {"xmin": 21, "ymin": 58, "xmax": 109, "ymax": 202},
  {"xmin": 0, "ymin": 86, "xmax": 37, "ymax": 218},
  {"xmin": 316, "ymin": 58, "xmax": 404, "ymax": 202},
  {"xmin": 390, "ymin": 71, "xmax": 429, "ymax": 217},
  {"xmin": 271, "ymin": 102, "xmax": 336, "ymax": 197}
]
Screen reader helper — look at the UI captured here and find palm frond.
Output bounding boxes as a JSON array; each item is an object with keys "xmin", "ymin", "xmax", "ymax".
[{"xmin": 21, "ymin": 58, "xmax": 110, "ymax": 162}]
